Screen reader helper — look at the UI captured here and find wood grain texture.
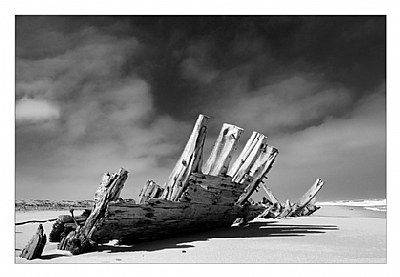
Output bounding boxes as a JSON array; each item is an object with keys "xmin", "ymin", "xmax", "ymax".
[
  {"xmin": 91, "ymin": 199, "xmax": 244, "ymax": 243},
  {"xmin": 138, "ymin": 180, "xmax": 162, "ymax": 204},
  {"xmin": 58, "ymin": 168, "xmax": 128, "ymax": 255},
  {"xmin": 260, "ymin": 182, "xmax": 279, "ymax": 203},
  {"xmin": 278, "ymin": 199, "xmax": 293, "ymax": 218},
  {"xmin": 202, "ymin": 123, "xmax": 243, "ymax": 176},
  {"xmin": 179, "ymin": 173, "xmax": 249, "ymax": 205},
  {"xmin": 20, "ymin": 224, "xmax": 47, "ymax": 260},
  {"xmin": 162, "ymin": 114, "xmax": 209, "ymax": 201},
  {"xmin": 228, "ymin": 132, "xmax": 268, "ymax": 183},
  {"xmin": 236, "ymin": 145, "xmax": 278, "ymax": 205},
  {"xmin": 49, "ymin": 210, "xmax": 90, "ymax": 242},
  {"xmin": 288, "ymin": 179, "xmax": 324, "ymax": 217}
]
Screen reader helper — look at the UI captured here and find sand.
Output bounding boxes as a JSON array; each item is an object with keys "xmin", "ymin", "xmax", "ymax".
[{"xmin": 14, "ymin": 205, "xmax": 386, "ymax": 263}]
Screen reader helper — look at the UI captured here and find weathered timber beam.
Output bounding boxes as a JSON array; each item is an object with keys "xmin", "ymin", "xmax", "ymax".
[
  {"xmin": 288, "ymin": 178, "xmax": 325, "ymax": 217},
  {"xmin": 278, "ymin": 200, "xmax": 293, "ymax": 218},
  {"xmin": 49, "ymin": 210, "xmax": 91, "ymax": 242},
  {"xmin": 260, "ymin": 182, "xmax": 280, "ymax": 204},
  {"xmin": 236, "ymin": 145, "xmax": 278, "ymax": 205},
  {"xmin": 19, "ymin": 224, "xmax": 47, "ymax": 260},
  {"xmin": 292, "ymin": 197, "xmax": 321, "ymax": 217},
  {"xmin": 226, "ymin": 132, "xmax": 258, "ymax": 177},
  {"xmin": 234, "ymin": 204, "xmax": 266, "ymax": 226},
  {"xmin": 94, "ymin": 170, "xmax": 126, "ymax": 203},
  {"xmin": 162, "ymin": 114, "xmax": 209, "ymax": 201},
  {"xmin": 202, "ymin": 123, "xmax": 243, "ymax": 176},
  {"xmin": 262, "ymin": 202, "xmax": 283, "ymax": 218},
  {"xmin": 258, "ymin": 205, "xmax": 273, "ymax": 218},
  {"xmin": 91, "ymin": 200, "xmax": 244, "ymax": 243},
  {"xmin": 190, "ymin": 172, "xmax": 249, "ymax": 192},
  {"xmin": 227, "ymin": 132, "xmax": 267, "ymax": 182},
  {"xmin": 305, "ymin": 205, "xmax": 320, "ymax": 216},
  {"xmin": 138, "ymin": 180, "xmax": 162, "ymax": 204},
  {"xmin": 58, "ymin": 168, "xmax": 128, "ymax": 255},
  {"xmin": 179, "ymin": 173, "xmax": 251, "ymax": 205}
]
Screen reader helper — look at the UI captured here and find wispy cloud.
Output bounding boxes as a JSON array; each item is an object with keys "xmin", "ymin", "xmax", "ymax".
[
  {"xmin": 201, "ymin": 75, "xmax": 353, "ymax": 135},
  {"xmin": 16, "ymin": 21, "xmax": 190, "ymax": 199},
  {"xmin": 16, "ymin": 98, "xmax": 61, "ymax": 122},
  {"xmin": 267, "ymin": 85, "xmax": 386, "ymax": 201},
  {"xmin": 15, "ymin": 16, "xmax": 386, "ymax": 201}
]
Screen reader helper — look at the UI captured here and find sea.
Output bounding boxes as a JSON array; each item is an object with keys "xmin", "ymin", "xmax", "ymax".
[{"xmin": 317, "ymin": 198, "xmax": 386, "ymax": 212}]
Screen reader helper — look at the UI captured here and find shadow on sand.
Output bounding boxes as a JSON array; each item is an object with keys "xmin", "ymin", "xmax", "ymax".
[
  {"xmin": 94, "ymin": 220, "xmax": 339, "ymax": 253},
  {"xmin": 40, "ymin": 253, "xmax": 69, "ymax": 260}
]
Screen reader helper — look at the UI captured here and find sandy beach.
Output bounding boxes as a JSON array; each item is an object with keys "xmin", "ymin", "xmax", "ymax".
[{"xmin": 15, "ymin": 205, "xmax": 386, "ymax": 263}]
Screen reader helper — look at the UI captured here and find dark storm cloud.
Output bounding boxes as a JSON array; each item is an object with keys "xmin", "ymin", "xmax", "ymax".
[{"xmin": 15, "ymin": 16, "xmax": 385, "ymax": 201}]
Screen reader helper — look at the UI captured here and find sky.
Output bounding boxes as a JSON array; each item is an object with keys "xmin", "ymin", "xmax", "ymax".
[{"xmin": 15, "ymin": 16, "xmax": 386, "ymax": 202}]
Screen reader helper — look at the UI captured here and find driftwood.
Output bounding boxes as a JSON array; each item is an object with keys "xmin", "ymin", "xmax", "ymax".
[
  {"xmin": 260, "ymin": 182, "xmax": 280, "ymax": 204},
  {"xmin": 202, "ymin": 123, "xmax": 243, "ymax": 176},
  {"xmin": 258, "ymin": 178, "xmax": 325, "ymax": 219},
  {"xmin": 287, "ymin": 179, "xmax": 325, "ymax": 217},
  {"xmin": 228, "ymin": 132, "xmax": 267, "ymax": 183},
  {"xmin": 16, "ymin": 218, "xmax": 57, "ymax": 226},
  {"xmin": 236, "ymin": 145, "xmax": 278, "ymax": 205},
  {"xmin": 138, "ymin": 180, "xmax": 163, "ymax": 204},
  {"xmin": 49, "ymin": 210, "xmax": 91, "ymax": 242},
  {"xmin": 302, "ymin": 197, "xmax": 320, "ymax": 216},
  {"xmin": 94, "ymin": 171, "xmax": 126, "ymax": 202},
  {"xmin": 19, "ymin": 224, "xmax": 47, "ymax": 260},
  {"xmin": 162, "ymin": 114, "xmax": 209, "ymax": 201},
  {"xmin": 278, "ymin": 200, "xmax": 293, "ymax": 218},
  {"xmin": 58, "ymin": 168, "xmax": 128, "ymax": 255}
]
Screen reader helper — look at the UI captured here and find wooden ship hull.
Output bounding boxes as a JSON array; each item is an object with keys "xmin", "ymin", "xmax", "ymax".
[
  {"xmin": 93, "ymin": 200, "xmax": 248, "ymax": 244},
  {"xmin": 89, "ymin": 114, "xmax": 273, "ymax": 245},
  {"xmin": 91, "ymin": 172, "xmax": 268, "ymax": 244},
  {"xmin": 50, "ymin": 114, "xmax": 323, "ymax": 255}
]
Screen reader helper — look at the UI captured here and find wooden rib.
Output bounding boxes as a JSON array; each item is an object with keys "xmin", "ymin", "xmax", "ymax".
[
  {"xmin": 227, "ymin": 132, "xmax": 259, "ymax": 177},
  {"xmin": 288, "ymin": 179, "xmax": 325, "ymax": 217},
  {"xmin": 162, "ymin": 114, "xmax": 209, "ymax": 201},
  {"xmin": 202, "ymin": 123, "xmax": 243, "ymax": 176},
  {"xmin": 236, "ymin": 145, "xmax": 278, "ymax": 205},
  {"xmin": 58, "ymin": 168, "xmax": 128, "ymax": 255},
  {"xmin": 260, "ymin": 182, "xmax": 279, "ymax": 204},
  {"xmin": 278, "ymin": 199, "xmax": 293, "ymax": 218},
  {"xmin": 138, "ymin": 180, "xmax": 161, "ymax": 204},
  {"xmin": 229, "ymin": 132, "xmax": 268, "ymax": 183}
]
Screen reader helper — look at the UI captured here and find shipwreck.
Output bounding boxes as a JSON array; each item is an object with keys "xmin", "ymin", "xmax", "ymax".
[{"xmin": 20, "ymin": 114, "xmax": 325, "ymax": 258}]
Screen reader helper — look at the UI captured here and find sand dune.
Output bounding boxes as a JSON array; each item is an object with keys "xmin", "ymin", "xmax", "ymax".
[{"xmin": 15, "ymin": 205, "xmax": 386, "ymax": 263}]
